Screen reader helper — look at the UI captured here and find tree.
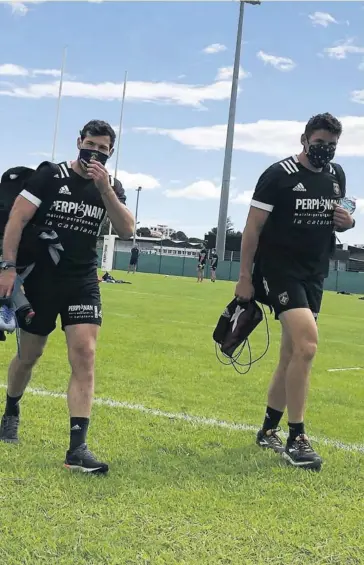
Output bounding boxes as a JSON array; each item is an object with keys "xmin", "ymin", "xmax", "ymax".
[
  {"xmin": 175, "ymin": 230, "xmax": 188, "ymax": 241},
  {"xmin": 208, "ymin": 216, "xmax": 234, "ymax": 236},
  {"xmin": 136, "ymin": 226, "xmax": 151, "ymax": 237},
  {"xmin": 226, "ymin": 216, "xmax": 234, "ymax": 233}
]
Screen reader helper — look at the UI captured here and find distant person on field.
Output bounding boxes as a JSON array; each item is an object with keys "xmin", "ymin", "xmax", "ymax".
[
  {"xmin": 235, "ymin": 113, "xmax": 355, "ymax": 472},
  {"xmin": 102, "ymin": 271, "xmax": 115, "ymax": 283},
  {"xmin": 128, "ymin": 244, "xmax": 139, "ymax": 274},
  {"xmin": 210, "ymin": 249, "xmax": 218, "ymax": 282},
  {"xmin": 197, "ymin": 246, "xmax": 207, "ymax": 282}
]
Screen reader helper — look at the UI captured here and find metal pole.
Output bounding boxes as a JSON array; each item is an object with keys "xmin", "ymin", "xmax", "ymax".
[
  {"xmin": 132, "ymin": 187, "xmax": 142, "ymax": 246},
  {"xmin": 215, "ymin": 1, "xmax": 260, "ymax": 262},
  {"xmin": 114, "ymin": 71, "xmax": 128, "ymax": 179},
  {"xmin": 51, "ymin": 46, "xmax": 67, "ymax": 162},
  {"xmin": 109, "ymin": 70, "xmax": 128, "ymax": 236}
]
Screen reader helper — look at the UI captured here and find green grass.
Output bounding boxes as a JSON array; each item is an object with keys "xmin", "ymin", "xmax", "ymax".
[{"xmin": 0, "ymin": 272, "xmax": 364, "ymax": 565}]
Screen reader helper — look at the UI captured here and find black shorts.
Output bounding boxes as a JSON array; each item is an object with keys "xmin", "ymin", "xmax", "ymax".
[
  {"xmin": 129, "ymin": 258, "xmax": 138, "ymax": 266},
  {"xmin": 260, "ymin": 272, "xmax": 324, "ymax": 320},
  {"xmin": 20, "ymin": 269, "xmax": 102, "ymax": 336},
  {"xmin": 211, "ymin": 266, "xmax": 217, "ymax": 272}
]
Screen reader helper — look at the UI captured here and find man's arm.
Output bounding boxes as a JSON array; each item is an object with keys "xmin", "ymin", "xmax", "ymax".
[
  {"xmin": 99, "ymin": 185, "xmax": 134, "ymax": 239},
  {"xmin": 87, "ymin": 163, "xmax": 134, "ymax": 239},
  {"xmin": 239, "ymin": 166, "xmax": 279, "ymax": 279},
  {"xmin": 239, "ymin": 207, "xmax": 270, "ymax": 279}
]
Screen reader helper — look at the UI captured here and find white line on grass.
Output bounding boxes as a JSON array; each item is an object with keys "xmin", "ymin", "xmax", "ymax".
[
  {"xmin": 327, "ymin": 368, "xmax": 362, "ymax": 372},
  {"xmin": 1, "ymin": 384, "xmax": 363, "ymax": 455}
]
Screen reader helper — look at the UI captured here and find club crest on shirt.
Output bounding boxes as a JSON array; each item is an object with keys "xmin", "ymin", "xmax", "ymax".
[
  {"xmin": 278, "ymin": 292, "xmax": 289, "ymax": 306},
  {"xmin": 333, "ymin": 182, "xmax": 340, "ymax": 196}
]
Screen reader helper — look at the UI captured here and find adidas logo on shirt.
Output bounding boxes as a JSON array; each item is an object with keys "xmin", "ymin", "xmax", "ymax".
[
  {"xmin": 59, "ymin": 185, "xmax": 71, "ymax": 195},
  {"xmin": 292, "ymin": 183, "xmax": 306, "ymax": 192}
]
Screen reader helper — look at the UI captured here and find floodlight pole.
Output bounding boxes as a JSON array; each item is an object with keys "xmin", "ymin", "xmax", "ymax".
[{"xmin": 215, "ymin": 0, "xmax": 260, "ymax": 262}]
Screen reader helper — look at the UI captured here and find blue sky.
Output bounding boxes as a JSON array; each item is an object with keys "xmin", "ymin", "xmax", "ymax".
[{"xmin": 0, "ymin": 0, "xmax": 364, "ymax": 242}]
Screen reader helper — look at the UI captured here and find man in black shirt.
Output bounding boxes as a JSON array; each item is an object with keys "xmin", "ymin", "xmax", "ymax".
[
  {"xmin": 210, "ymin": 249, "xmax": 218, "ymax": 282},
  {"xmin": 0, "ymin": 120, "xmax": 134, "ymax": 473},
  {"xmin": 128, "ymin": 244, "xmax": 139, "ymax": 274},
  {"xmin": 235, "ymin": 113, "xmax": 355, "ymax": 471},
  {"xmin": 197, "ymin": 246, "xmax": 208, "ymax": 282}
]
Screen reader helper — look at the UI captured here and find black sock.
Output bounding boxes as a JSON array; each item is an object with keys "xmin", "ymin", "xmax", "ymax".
[
  {"xmin": 5, "ymin": 393, "xmax": 23, "ymax": 417},
  {"xmin": 262, "ymin": 406, "xmax": 284, "ymax": 432},
  {"xmin": 288, "ymin": 422, "xmax": 305, "ymax": 441},
  {"xmin": 69, "ymin": 417, "xmax": 89, "ymax": 451}
]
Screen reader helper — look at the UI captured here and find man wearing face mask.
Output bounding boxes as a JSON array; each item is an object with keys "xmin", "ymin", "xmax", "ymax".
[
  {"xmin": 235, "ymin": 113, "xmax": 355, "ymax": 471},
  {"xmin": 0, "ymin": 120, "xmax": 134, "ymax": 474}
]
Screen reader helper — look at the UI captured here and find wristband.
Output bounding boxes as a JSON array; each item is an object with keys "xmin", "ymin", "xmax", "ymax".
[{"xmin": 0, "ymin": 261, "xmax": 16, "ymax": 270}]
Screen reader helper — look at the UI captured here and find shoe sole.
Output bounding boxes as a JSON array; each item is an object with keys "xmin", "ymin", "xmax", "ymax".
[
  {"xmin": 64, "ymin": 463, "xmax": 109, "ymax": 474},
  {"xmin": 282, "ymin": 451, "xmax": 322, "ymax": 471}
]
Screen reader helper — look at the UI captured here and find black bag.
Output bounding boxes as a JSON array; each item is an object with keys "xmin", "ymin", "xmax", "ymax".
[
  {"xmin": 213, "ymin": 298, "xmax": 263, "ymax": 358},
  {"xmin": 0, "ymin": 161, "xmax": 61, "ymax": 265}
]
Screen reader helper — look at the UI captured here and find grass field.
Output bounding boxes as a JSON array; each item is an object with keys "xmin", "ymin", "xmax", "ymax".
[{"xmin": 0, "ymin": 272, "xmax": 364, "ymax": 565}]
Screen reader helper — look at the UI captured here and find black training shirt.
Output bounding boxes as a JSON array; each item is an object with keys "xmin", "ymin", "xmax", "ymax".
[
  {"xmin": 20, "ymin": 161, "xmax": 126, "ymax": 279},
  {"xmin": 251, "ymin": 155, "xmax": 345, "ymax": 278}
]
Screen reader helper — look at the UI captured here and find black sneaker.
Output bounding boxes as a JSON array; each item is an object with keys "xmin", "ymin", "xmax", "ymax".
[
  {"xmin": 256, "ymin": 428, "xmax": 285, "ymax": 453},
  {"xmin": 0, "ymin": 414, "xmax": 20, "ymax": 444},
  {"xmin": 282, "ymin": 434, "xmax": 322, "ymax": 471},
  {"xmin": 64, "ymin": 443, "xmax": 109, "ymax": 474}
]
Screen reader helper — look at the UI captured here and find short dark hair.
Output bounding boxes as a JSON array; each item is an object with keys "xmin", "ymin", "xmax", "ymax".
[
  {"xmin": 80, "ymin": 120, "xmax": 116, "ymax": 149},
  {"xmin": 304, "ymin": 112, "xmax": 342, "ymax": 140}
]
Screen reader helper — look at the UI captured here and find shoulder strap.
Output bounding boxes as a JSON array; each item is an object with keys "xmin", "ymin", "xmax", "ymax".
[{"xmin": 331, "ymin": 163, "xmax": 346, "ymax": 198}]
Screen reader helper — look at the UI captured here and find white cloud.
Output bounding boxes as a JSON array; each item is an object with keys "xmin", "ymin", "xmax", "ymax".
[
  {"xmin": 136, "ymin": 116, "xmax": 364, "ymax": 158},
  {"xmin": 256, "ymin": 50, "xmax": 296, "ymax": 72},
  {"xmin": 324, "ymin": 39, "xmax": 364, "ymax": 60},
  {"xmin": 0, "ymin": 64, "xmax": 28, "ymax": 76},
  {"xmin": 110, "ymin": 168, "xmax": 160, "ymax": 191},
  {"xmin": 0, "ymin": 64, "xmax": 62, "ymax": 78},
  {"xmin": 231, "ymin": 190, "xmax": 254, "ymax": 205},
  {"xmin": 215, "ymin": 66, "xmax": 250, "ymax": 81},
  {"xmin": 0, "ymin": 76, "xmax": 234, "ymax": 108},
  {"xmin": 7, "ymin": 1, "xmax": 28, "ymax": 15},
  {"xmin": 203, "ymin": 43, "xmax": 227, "ymax": 55},
  {"xmin": 351, "ymin": 90, "xmax": 364, "ymax": 104},
  {"xmin": 309, "ymin": 12, "xmax": 338, "ymax": 27},
  {"xmin": 165, "ymin": 180, "xmax": 220, "ymax": 200},
  {"xmin": 33, "ymin": 69, "xmax": 62, "ymax": 78}
]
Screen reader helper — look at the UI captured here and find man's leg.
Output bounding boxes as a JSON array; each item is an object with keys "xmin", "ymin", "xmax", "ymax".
[
  {"xmin": 256, "ymin": 326, "xmax": 292, "ymax": 453},
  {"xmin": 62, "ymin": 299, "xmax": 107, "ymax": 473},
  {"xmin": 0, "ymin": 331, "xmax": 47, "ymax": 443},
  {"xmin": 279, "ymin": 307, "xmax": 322, "ymax": 470}
]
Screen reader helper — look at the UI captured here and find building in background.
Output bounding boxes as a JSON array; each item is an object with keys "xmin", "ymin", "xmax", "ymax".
[
  {"xmin": 98, "ymin": 235, "xmax": 202, "ymax": 258},
  {"xmin": 149, "ymin": 224, "xmax": 175, "ymax": 239}
]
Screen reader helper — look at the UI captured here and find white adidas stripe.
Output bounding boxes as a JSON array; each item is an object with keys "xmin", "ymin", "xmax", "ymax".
[
  {"xmin": 59, "ymin": 163, "xmax": 70, "ymax": 179},
  {"xmin": 0, "ymin": 384, "xmax": 362, "ymax": 454},
  {"xmin": 279, "ymin": 157, "xmax": 299, "ymax": 175}
]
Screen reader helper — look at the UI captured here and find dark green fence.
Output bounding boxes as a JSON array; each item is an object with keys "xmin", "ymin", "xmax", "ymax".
[{"xmin": 98, "ymin": 250, "xmax": 364, "ymax": 294}]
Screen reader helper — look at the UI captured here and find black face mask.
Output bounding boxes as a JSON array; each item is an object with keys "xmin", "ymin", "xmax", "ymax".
[
  {"xmin": 305, "ymin": 143, "xmax": 336, "ymax": 169},
  {"xmin": 79, "ymin": 148, "xmax": 109, "ymax": 167}
]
